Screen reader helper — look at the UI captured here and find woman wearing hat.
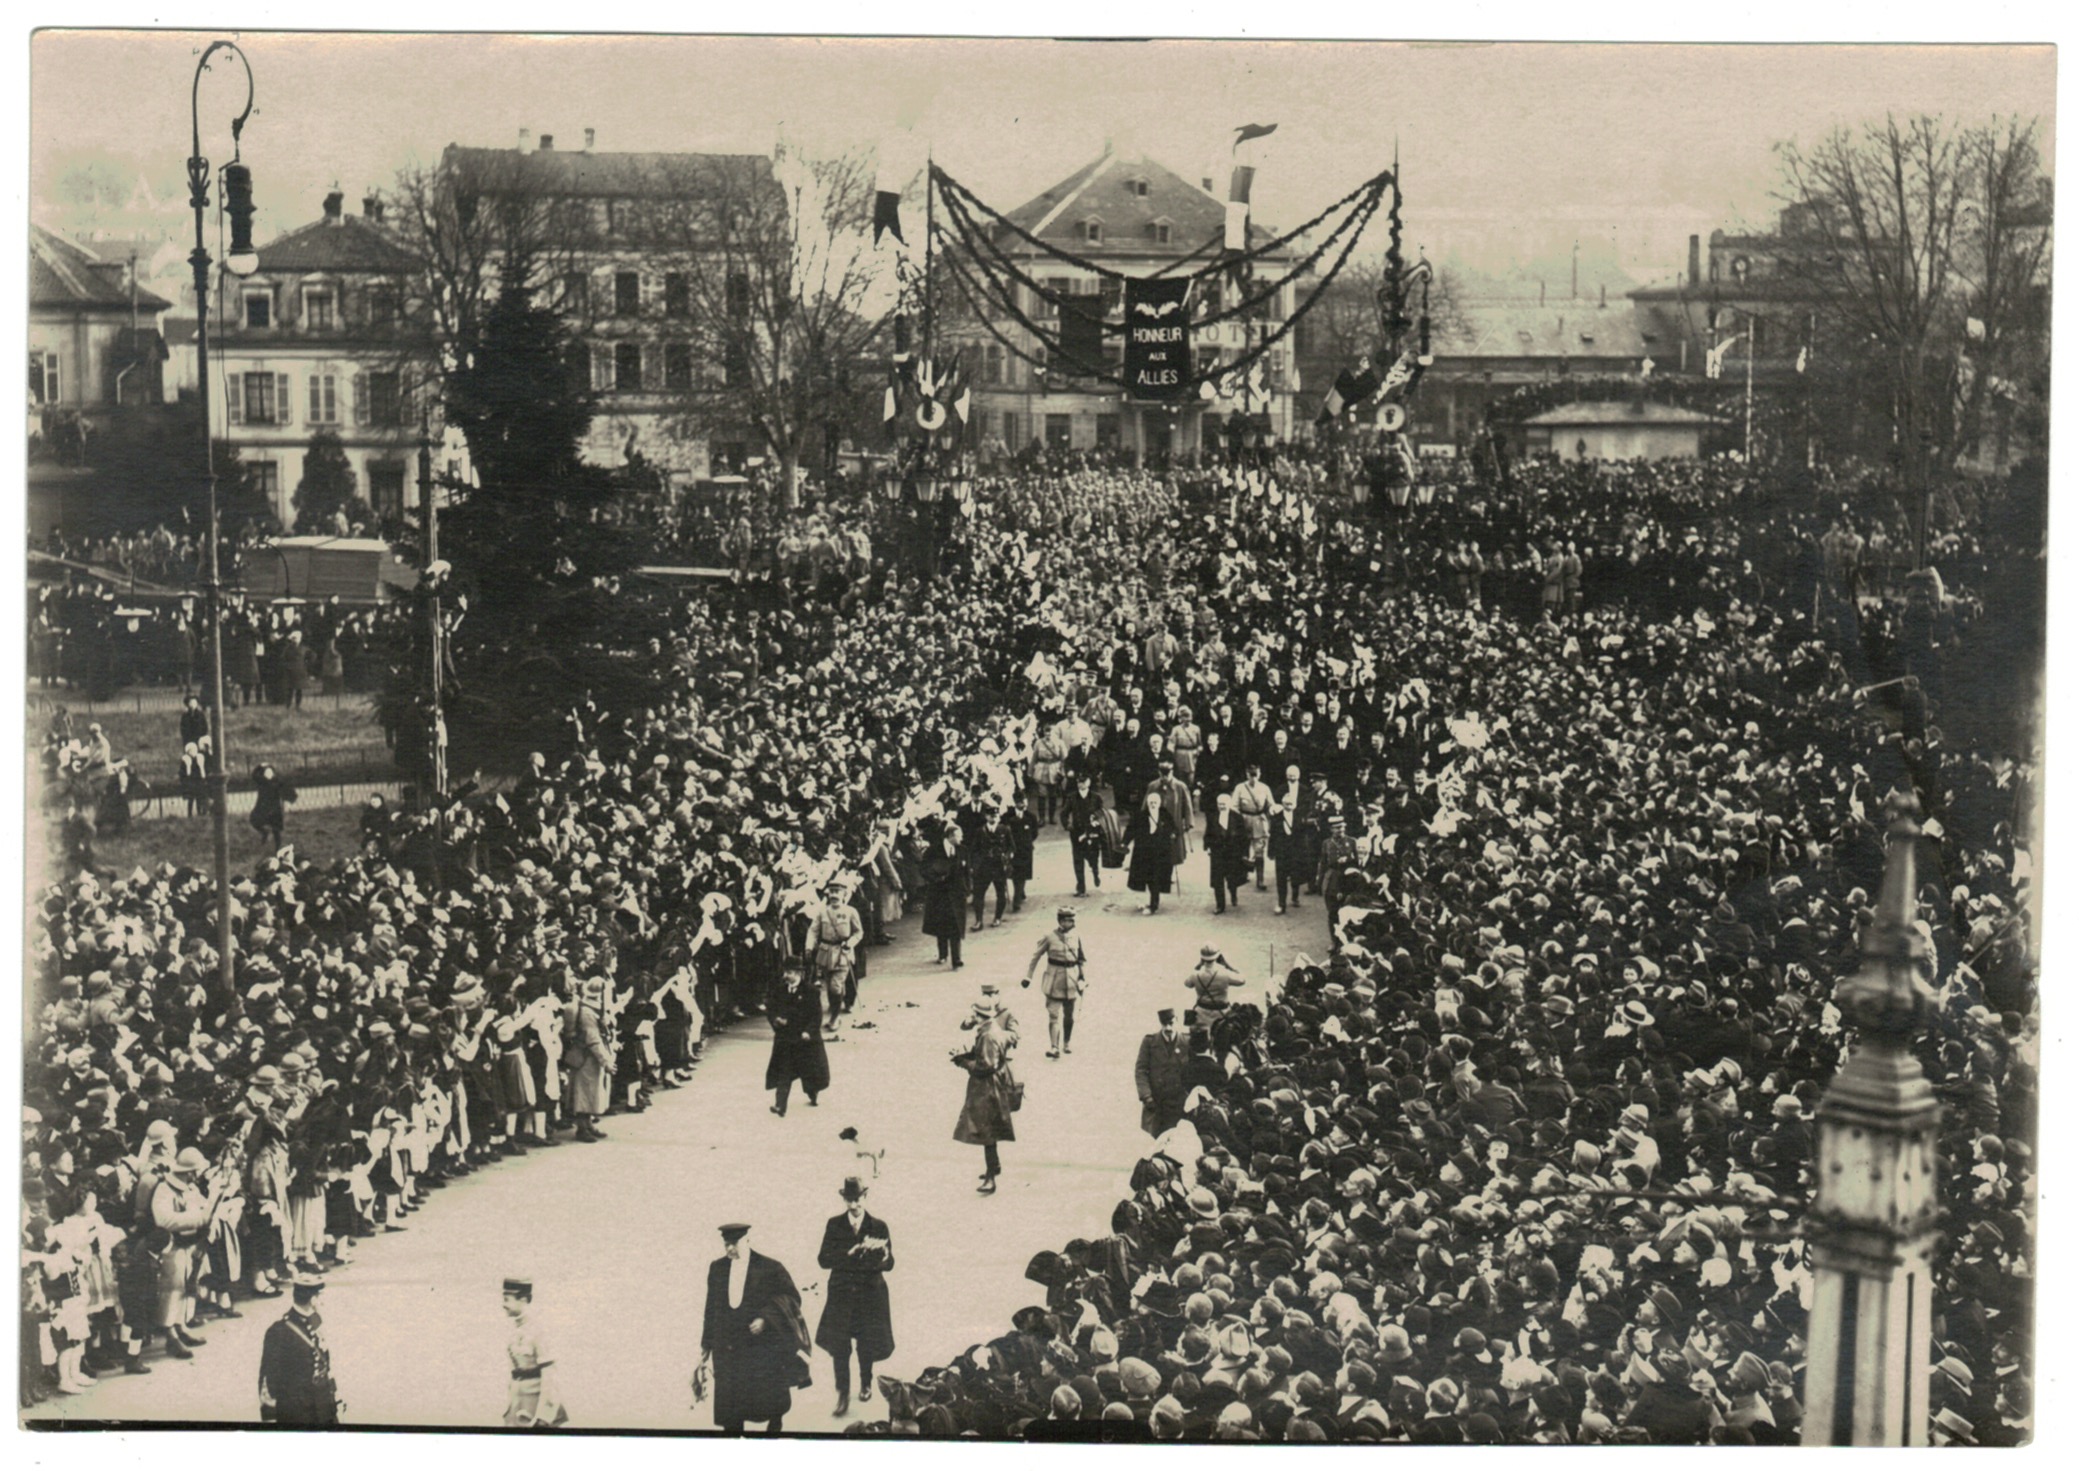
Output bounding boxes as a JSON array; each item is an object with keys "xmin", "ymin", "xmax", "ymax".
[
  {"xmin": 145, "ymin": 1147, "xmax": 213, "ymax": 1358},
  {"xmin": 501, "ymin": 1277, "xmax": 569, "ymax": 1428},
  {"xmin": 953, "ymin": 988, "xmax": 1019, "ymax": 1194},
  {"xmin": 249, "ymin": 763, "xmax": 297, "ymax": 854}
]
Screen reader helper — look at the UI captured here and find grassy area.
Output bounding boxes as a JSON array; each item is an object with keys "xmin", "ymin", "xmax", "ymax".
[
  {"xmin": 29, "ymin": 803, "xmax": 371, "ymax": 888},
  {"xmin": 31, "ymin": 697, "xmax": 396, "ymax": 785}
]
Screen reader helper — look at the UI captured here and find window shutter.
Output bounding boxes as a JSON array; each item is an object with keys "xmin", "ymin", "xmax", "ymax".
[
  {"xmin": 49, "ymin": 352, "xmax": 61, "ymax": 403},
  {"xmin": 354, "ymin": 373, "xmax": 368, "ymax": 426},
  {"xmin": 309, "ymin": 373, "xmax": 322, "ymax": 423},
  {"xmin": 276, "ymin": 373, "xmax": 292, "ymax": 426},
  {"xmin": 227, "ymin": 373, "xmax": 242, "ymax": 425}
]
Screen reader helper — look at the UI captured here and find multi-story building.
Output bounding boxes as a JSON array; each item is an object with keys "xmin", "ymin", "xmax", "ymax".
[
  {"xmin": 29, "ymin": 224, "xmax": 174, "ymax": 429},
  {"xmin": 208, "ymin": 188, "xmax": 427, "ymax": 528},
  {"xmin": 442, "ymin": 129, "xmax": 781, "ymax": 483},
  {"xmin": 950, "ymin": 147, "xmax": 1301, "ymax": 461},
  {"xmin": 1627, "ymin": 217, "xmax": 1833, "ymax": 392}
]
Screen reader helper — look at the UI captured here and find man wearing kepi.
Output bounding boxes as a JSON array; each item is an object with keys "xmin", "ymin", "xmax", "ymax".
[
  {"xmin": 257, "ymin": 1270, "xmax": 338, "ymax": 1426},
  {"xmin": 1023, "ymin": 907, "xmax": 1088, "ymax": 1059},
  {"xmin": 1134, "ymin": 1008, "xmax": 1190, "ymax": 1137},
  {"xmin": 815, "ymin": 1178, "xmax": 894, "ymax": 1418},
  {"xmin": 700, "ymin": 1223, "xmax": 811, "ymax": 1435}
]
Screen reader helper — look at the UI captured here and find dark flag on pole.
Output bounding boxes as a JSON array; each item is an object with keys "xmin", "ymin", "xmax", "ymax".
[
  {"xmin": 1233, "ymin": 122, "xmax": 1279, "ymax": 147},
  {"xmin": 873, "ymin": 189, "xmax": 905, "ymax": 246},
  {"xmin": 1057, "ymin": 298, "xmax": 1106, "ymax": 377}
]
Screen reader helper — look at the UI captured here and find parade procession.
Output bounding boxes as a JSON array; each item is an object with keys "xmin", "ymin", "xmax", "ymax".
[{"xmin": 20, "ymin": 29, "xmax": 2049, "ymax": 1450}]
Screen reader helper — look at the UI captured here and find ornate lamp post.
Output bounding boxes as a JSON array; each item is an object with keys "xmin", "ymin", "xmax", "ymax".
[
  {"xmin": 1802, "ymin": 791, "xmax": 1942, "ymax": 1445},
  {"xmin": 186, "ymin": 40, "xmax": 260, "ymax": 1009}
]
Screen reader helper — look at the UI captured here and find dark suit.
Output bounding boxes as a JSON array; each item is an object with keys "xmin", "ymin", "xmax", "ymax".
[
  {"xmin": 1134, "ymin": 1029, "xmax": 1190, "ymax": 1136},
  {"xmin": 815, "ymin": 1210, "xmax": 895, "ymax": 1397},
  {"xmin": 702, "ymin": 1250, "xmax": 810, "ymax": 1431},
  {"xmin": 258, "ymin": 1308, "xmax": 338, "ymax": 1425},
  {"xmin": 1204, "ymin": 810, "xmax": 1251, "ymax": 909}
]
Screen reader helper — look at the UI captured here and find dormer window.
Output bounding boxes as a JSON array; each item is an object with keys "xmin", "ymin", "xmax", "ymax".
[
  {"xmin": 243, "ymin": 289, "xmax": 274, "ymax": 329},
  {"xmin": 1127, "ymin": 177, "xmax": 1150, "ymax": 198},
  {"xmin": 1080, "ymin": 218, "xmax": 1103, "ymax": 245},
  {"xmin": 302, "ymin": 286, "xmax": 335, "ymax": 331},
  {"xmin": 1152, "ymin": 216, "xmax": 1174, "ymax": 246}
]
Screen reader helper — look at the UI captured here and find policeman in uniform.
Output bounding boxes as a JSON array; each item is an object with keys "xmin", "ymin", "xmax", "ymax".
[
  {"xmin": 1022, "ymin": 907, "xmax": 1087, "ymax": 1059},
  {"xmin": 257, "ymin": 1270, "xmax": 339, "ymax": 1425}
]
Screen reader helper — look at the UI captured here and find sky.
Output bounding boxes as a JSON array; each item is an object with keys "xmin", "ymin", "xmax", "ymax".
[{"xmin": 29, "ymin": 32, "xmax": 2055, "ymax": 288}]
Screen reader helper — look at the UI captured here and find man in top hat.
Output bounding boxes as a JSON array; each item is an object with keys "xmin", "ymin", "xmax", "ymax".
[
  {"xmin": 1024, "ymin": 907, "xmax": 1088, "ymax": 1059},
  {"xmin": 700, "ymin": 1223, "xmax": 810, "ymax": 1435},
  {"xmin": 258, "ymin": 1270, "xmax": 339, "ymax": 1425},
  {"xmin": 815, "ymin": 1177, "xmax": 895, "ymax": 1418},
  {"xmin": 1135, "ymin": 1009, "xmax": 1191, "ymax": 1138}
]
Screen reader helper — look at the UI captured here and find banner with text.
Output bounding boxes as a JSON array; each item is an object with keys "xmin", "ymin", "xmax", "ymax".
[{"xmin": 1125, "ymin": 277, "xmax": 1194, "ymax": 402}]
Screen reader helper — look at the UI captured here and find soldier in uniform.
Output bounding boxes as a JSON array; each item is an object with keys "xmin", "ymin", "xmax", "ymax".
[
  {"xmin": 502, "ymin": 1276, "xmax": 568, "ymax": 1428},
  {"xmin": 257, "ymin": 1270, "xmax": 339, "ymax": 1425},
  {"xmin": 1022, "ymin": 907, "xmax": 1088, "ymax": 1060},
  {"xmin": 809, "ymin": 882, "xmax": 862, "ymax": 1039},
  {"xmin": 1134, "ymin": 1009, "xmax": 1190, "ymax": 1137}
]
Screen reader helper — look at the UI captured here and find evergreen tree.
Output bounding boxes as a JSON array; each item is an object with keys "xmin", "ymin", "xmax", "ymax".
[
  {"xmin": 387, "ymin": 286, "xmax": 671, "ymax": 775},
  {"xmin": 292, "ymin": 429, "xmax": 373, "ymax": 533}
]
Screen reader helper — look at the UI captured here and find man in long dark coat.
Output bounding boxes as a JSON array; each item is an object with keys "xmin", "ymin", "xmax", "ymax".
[
  {"xmin": 1134, "ymin": 1008, "xmax": 1190, "ymax": 1137},
  {"xmin": 815, "ymin": 1177, "xmax": 895, "ymax": 1417},
  {"xmin": 257, "ymin": 1272, "xmax": 339, "ymax": 1425},
  {"xmin": 701, "ymin": 1224, "xmax": 810, "ymax": 1434}
]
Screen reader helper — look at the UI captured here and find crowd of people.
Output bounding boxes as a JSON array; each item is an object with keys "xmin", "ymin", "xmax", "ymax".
[{"xmin": 23, "ymin": 442, "xmax": 2039, "ymax": 1442}]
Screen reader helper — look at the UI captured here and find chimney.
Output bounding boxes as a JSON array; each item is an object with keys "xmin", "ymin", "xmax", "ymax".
[
  {"xmin": 518, "ymin": 127, "xmax": 531, "ymax": 153},
  {"xmin": 584, "ymin": 128, "xmax": 596, "ymax": 153},
  {"xmin": 322, "ymin": 189, "xmax": 344, "ymax": 223},
  {"xmin": 362, "ymin": 192, "xmax": 384, "ymax": 222},
  {"xmin": 1202, "ymin": 176, "xmax": 1214, "ymax": 192},
  {"xmin": 1688, "ymin": 234, "xmax": 1701, "ymax": 287},
  {"xmin": 539, "ymin": 133, "xmax": 554, "ymax": 151}
]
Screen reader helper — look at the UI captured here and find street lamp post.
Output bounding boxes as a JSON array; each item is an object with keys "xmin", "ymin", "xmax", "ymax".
[
  {"xmin": 417, "ymin": 427, "xmax": 447, "ymax": 803},
  {"xmin": 186, "ymin": 40, "xmax": 259, "ymax": 1011}
]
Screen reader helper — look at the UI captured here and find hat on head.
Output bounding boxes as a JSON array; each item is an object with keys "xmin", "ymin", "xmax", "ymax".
[
  {"xmin": 172, "ymin": 1147, "xmax": 208, "ymax": 1176},
  {"xmin": 840, "ymin": 1176, "xmax": 869, "ymax": 1202},
  {"xmin": 719, "ymin": 1222, "xmax": 752, "ymax": 1243},
  {"xmin": 502, "ymin": 1277, "xmax": 533, "ymax": 1298},
  {"xmin": 288, "ymin": 1270, "xmax": 326, "ymax": 1293},
  {"xmin": 1057, "ymin": 906, "xmax": 1078, "ymax": 921},
  {"xmin": 1120, "ymin": 1357, "xmax": 1162, "ymax": 1399},
  {"xmin": 1158, "ymin": 1008, "xmax": 1177, "ymax": 1025}
]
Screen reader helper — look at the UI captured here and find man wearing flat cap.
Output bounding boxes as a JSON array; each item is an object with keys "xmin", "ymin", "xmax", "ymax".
[
  {"xmin": 258, "ymin": 1270, "xmax": 338, "ymax": 1425},
  {"xmin": 1135, "ymin": 1009, "xmax": 1190, "ymax": 1137},
  {"xmin": 815, "ymin": 1177, "xmax": 895, "ymax": 1418},
  {"xmin": 701, "ymin": 1222, "xmax": 811, "ymax": 1434}
]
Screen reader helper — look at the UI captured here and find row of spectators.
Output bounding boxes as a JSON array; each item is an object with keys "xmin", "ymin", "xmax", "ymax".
[
  {"xmin": 25, "ymin": 447, "xmax": 2039, "ymax": 1440},
  {"xmin": 843, "ymin": 452, "xmax": 2037, "ymax": 1443}
]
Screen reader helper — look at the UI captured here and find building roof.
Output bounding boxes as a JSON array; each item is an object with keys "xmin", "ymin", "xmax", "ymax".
[
  {"xmin": 1433, "ymin": 299, "xmax": 1647, "ymax": 360},
  {"xmin": 30, "ymin": 224, "xmax": 172, "ymax": 312},
  {"xmin": 257, "ymin": 213, "xmax": 422, "ymax": 273},
  {"xmin": 442, "ymin": 143, "xmax": 776, "ymax": 200},
  {"xmin": 998, "ymin": 149, "xmax": 1281, "ymax": 260},
  {"xmin": 1521, "ymin": 400, "xmax": 1722, "ymax": 428}
]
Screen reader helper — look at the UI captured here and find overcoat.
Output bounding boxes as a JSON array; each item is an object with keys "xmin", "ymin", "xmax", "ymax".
[
  {"xmin": 814, "ymin": 1210, "xmax": 896, "ymax": 1363},
  {"xmin": 953, "ymin": 1018, "xmax": 1018, "ymax": 1146},
  {"xmin": 702, "ymin": 1250, "xmax": 811, "ymax": 1425},
  {"xmin": 920, "ymin": 849, "xmax": 970, "ymax": 941},
  {"xmin": 764, "ymin": 978, "xmax": 830, "ymax": 1092},
  {"xmin": 1125, "ymin": 807, "xmax": 1182, "ymax": 896},
  {"xmin": 568, "ymin": 1005, "xmax": 614, "ymax": 1115}
]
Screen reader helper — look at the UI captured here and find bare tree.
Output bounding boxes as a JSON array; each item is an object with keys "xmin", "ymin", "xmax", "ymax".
[
  {"xmin": 1776, "ymin": 113, "xmax": 2051, "ymax": 544},
  {"xmin": 646, "ymin": 147, "xmax": 892, "ymax": 508}
]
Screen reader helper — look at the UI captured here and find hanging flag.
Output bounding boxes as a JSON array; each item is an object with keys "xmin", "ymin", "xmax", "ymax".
[
  {"xmin": 1705, "ymin": 335, "xmax": 1739, "ymax": 380},
  {"xmin": 1124, "ymin": 277, "xmax": 1193, "ymax": 400},
  {"xmin": 1346, "ymin": 357, "xmax": 1381, "ymax": 406},
  {"xmin": 953, "ymin": 387, "xmax": 971, "ymax": 423},
  {"xmin": 1319, "ymin": 367, "xmax": 1359, "ymax": 424},
  {"xmin": 882, "ymin": 385, "xmax": 897, "ymax": 422},
  {"xmin": 1234, "ymin": 122, "xmax": 1279, "ymax": 146},
  {"xmin": 872, "ymin": 190, "xmax": 905, "ymax": 247},
  {"xmin": 1795, "ymin": 346, "xmax": 1809, "ymax": 374},
  {"xmin": 1379, "ymin": 348, "xmax": 1419, "ymax": 399},
  {"xmin": 1226, "ymin": 164, "xmax": 1255, "ymax": 252},
  {"xmin": 1640, "ymin": 357, "xmax": 1656, "ymax": 380}
]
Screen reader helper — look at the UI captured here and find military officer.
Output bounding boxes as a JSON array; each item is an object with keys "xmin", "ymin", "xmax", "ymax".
[
  {"xmin": 257, "ymin": 1270, "xmax": 339, "ymax": 1425},
  {"xmin": 1022, "ymin": 907, "xmax": 1088, "ymax": 1059}
]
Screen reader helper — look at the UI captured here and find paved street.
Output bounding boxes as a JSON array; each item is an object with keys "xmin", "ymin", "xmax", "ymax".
[{"xmin": 32, "ymin": 834, "xmax": 1326, "ymax": 1432}]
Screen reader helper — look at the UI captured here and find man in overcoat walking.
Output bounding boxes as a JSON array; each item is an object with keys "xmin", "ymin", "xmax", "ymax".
[
  {"xmin": 1134, "ymin": 1008, "xmax": 1190, "ymax": 1137},
  {"xmin": 815, "ymin": 1177, "xmax": 894, "ymax": 1417},
  {"xmin": 701, "ymin": 1223, "xmax": 810, "ymax": 1434}
]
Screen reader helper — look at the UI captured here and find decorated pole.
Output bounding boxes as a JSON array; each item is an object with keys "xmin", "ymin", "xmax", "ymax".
[{"xmin": 1800, "ymin": 791, "xmax": 1941, "ymax": 1445}]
